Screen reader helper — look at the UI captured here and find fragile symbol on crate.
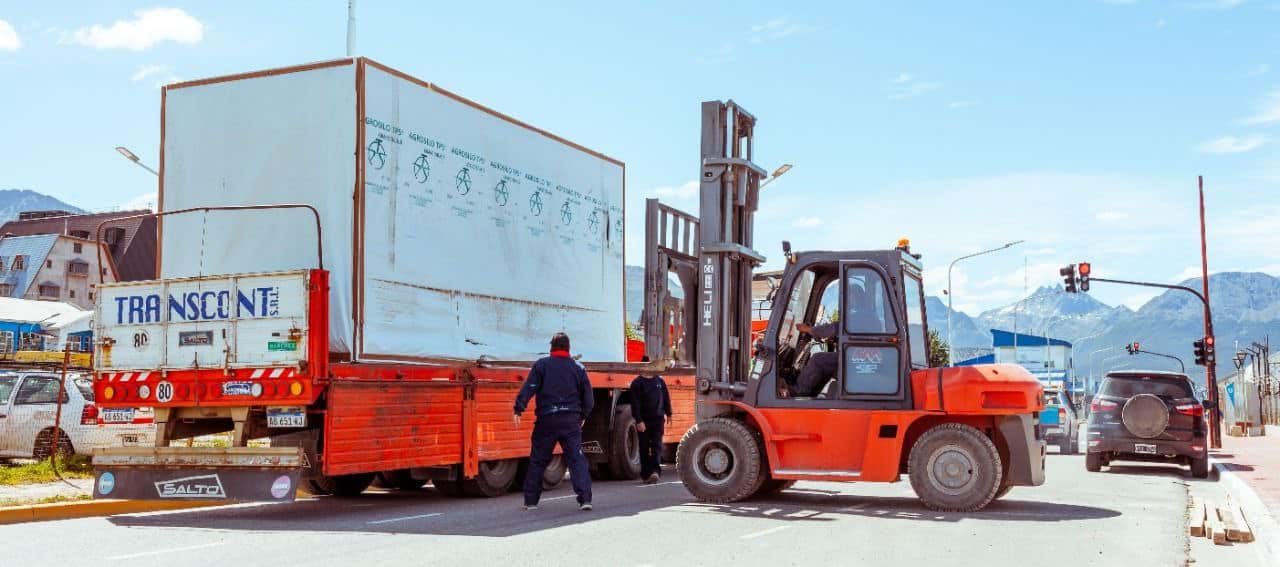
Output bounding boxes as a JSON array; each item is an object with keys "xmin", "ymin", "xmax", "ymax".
[
  {"xmin": 529, "ymin": 191, "xmax": 544, "ymax": 215},
  {"xmin": 494, "ymin": 180, "xmax": 509, "ymax": 206},
  {"xmin": 455, "ymin": 167, "xmax": 472, "ymax": 194},
  {"xmin": 413, "ymin": 153, "xmax": 431, "ymax": 183},
  {"xmin": 367, "ymin": 138, "xmax": 386, "ymax": 170}
]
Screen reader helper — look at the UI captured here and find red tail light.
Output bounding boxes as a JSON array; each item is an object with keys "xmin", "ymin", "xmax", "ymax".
[
  {"xmin": 1057, "ymin": 407, "xmax": 1067, "ymax": 422},
  {"xmin": 81, "ymin": 403, "xmax": 99, "ymax": 426},
  {"xmin": 1090, "ymin": 398, "xmax": 1118, "ymax": 413},
  {"xmin": 1176, "ymin": 403, "xmax": 1204, "ymax": 417}
]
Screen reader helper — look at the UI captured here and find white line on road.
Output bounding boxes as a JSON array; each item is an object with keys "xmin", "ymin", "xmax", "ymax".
[
  {"xmin": 107, "ymin": 542, "xmax": 224, "ymax": 560},
  {"xmin": 740, "ymin": 525, "xmax": 791, "ymax": 540},
  {"xmin": 366, "ymin": 512, "xmax": 443, "ymax": 525},
  {"xmin": 635, "ymin": 481, "xmax": 681, "ymax": 488},
  {"xmin": 542, "ymin": 494, "xmax": 579, "ymax": 501}
]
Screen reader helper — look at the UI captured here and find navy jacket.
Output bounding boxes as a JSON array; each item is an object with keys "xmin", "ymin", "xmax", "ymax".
[
  {"xmin": 629, "ymin": 375, "xmax": 672, "ymax": 424},
  {"xmin": 514, "ymin": 352, "xmax": 594, "ymax": 419}
]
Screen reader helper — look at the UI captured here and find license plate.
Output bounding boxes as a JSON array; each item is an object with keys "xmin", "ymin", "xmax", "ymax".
[
  {"xmin": 266, "ymin": 406, "xmax": 306, "ymax": 428},
  {"xmin": 119, "ymin": 434, "xmax": 140, "ymax": 446},
  {"xmin": 102, "ymin": 408, "xmax": 135, "ymax": 423},
  {"xmin": 1134, "ymin": 443, "xmax": 1158, "ymax": 454}
]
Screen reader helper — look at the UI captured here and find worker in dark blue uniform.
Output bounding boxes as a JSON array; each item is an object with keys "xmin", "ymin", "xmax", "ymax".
[
  {"xmin": 794, "ymin": 322, "xmax": 839, "ymax": 397},
  {"xmin": 629, "ymin": 356, "xmax": 672, "ymax": 483},
  {"xmin": 514, "ymin": 332, "xmax": 594, "ymax": 511}
]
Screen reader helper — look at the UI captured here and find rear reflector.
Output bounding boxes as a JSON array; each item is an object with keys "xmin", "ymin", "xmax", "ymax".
[{"xmin": 80, "ymin": 404, "xmax": 98, "ymax": 426}]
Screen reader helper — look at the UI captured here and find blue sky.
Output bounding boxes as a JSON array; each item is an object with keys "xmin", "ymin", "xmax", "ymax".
[{"xmin": 1, "ymin": 1, "xmax": 1278, "ymax": 314}]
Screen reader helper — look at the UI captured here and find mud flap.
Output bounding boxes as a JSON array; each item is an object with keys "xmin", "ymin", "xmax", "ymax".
[
  {"xmin": 92, "ymin": 447, "xmax": 305, "ymax": 502},
  {"xmin": 997, "ymin": 414, "xmax": 1046, "ymax": 487}
]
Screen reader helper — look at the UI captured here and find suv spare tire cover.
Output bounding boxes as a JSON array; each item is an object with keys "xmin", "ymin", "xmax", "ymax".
[{"xmin": 1121, "ymin": 394, "xmax": 1170, "ymax": 439}]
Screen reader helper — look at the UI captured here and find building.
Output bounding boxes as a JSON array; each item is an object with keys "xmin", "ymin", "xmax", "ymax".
[
  {"xmin": 989, "ymin": 329, "xmax": 1075, "ymax": 389},
  {"xmin": 0, "ymin": 233, "xmax": 117, "ymax": 309},
  {"xmin": 0, "ymin": 209, "xmax": 156, "ymax": 281},
  {"xmin": 0, "ymin": 297, "xmax": 88, "ymax": 353}
]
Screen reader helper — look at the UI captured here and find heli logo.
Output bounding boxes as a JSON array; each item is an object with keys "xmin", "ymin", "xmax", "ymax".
[{"xmin": 155, "ymin": 474, "xmax": 227, "ymax": 498}]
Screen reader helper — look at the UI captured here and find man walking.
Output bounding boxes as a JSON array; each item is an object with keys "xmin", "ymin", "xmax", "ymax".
[
  {"xmin": 514, "ymin": 332, "xmax": 594, "ymax": 510},
  {"xmin": 629, "ymin": 356, "xmax": 672, "ymax": 484}
]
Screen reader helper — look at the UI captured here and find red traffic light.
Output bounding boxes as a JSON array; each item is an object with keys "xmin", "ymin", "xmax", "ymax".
[
  {"xmin": 1205, "ymin": 336, "xmax": 1214, "ymax": 346},
  {"xmin": 1078, "ymin": 262, "xmax": 1091, "ymax": 276},
  {"xmin": 1133, "ymin": 342, "xmax": 1140, "ymax": 351}
]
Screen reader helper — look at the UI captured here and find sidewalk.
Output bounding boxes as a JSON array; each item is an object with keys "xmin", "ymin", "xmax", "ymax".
[
  {"xmin": 0, "ymin": 478, "xmax": 92, "ymax": 506},
  {"xmin": 1212, "ymin": 433, "xmax": 1280, "ymax": 564}
]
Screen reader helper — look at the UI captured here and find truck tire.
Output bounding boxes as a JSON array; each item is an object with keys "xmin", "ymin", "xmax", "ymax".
[
  {"xmin": 514, "ymin": 455, "xmax": 567, "ymax": 491},
  {"xmin": 304, "ymin": 472, "xmax": 375, "ymax": 497},
  {"xmin": 1190, "ymin": 455, "xmax": 1210, "ymax": 479},
  {"xmin": 907, "ymin": 423, "xmax": 1003, "ymax": 512},
  {"xmin": 462, "ymin": 459, "xmax": 520, "ymax": 497},
  {"xmin": 608, "ymin": 406, "xmax": 642, "ymax": 480},
  {"xmin": 1085, "ymin": 452, "xmax": 1103, "ymax": 472},
  {"xmin": 677, "ymin": 418, "xmax": 765, "ymax": 503},
  {"xmin": 32, "ymin": 429, "xmax": 74, "ymax": 461},
  {"xmin": 375, "ymin": 469, "xmax": 427, "ymax": 491}
]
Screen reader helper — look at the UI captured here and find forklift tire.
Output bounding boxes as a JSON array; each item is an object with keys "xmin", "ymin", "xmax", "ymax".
[
  {"xmin": 1085, "ymin": 452, "xmax": 1103, "ymax": 472},
  {"xmin": 514, "ymin": 455, "xmax": 568, "ymax": 491},
  {"xmin": 375, "ymin": 470, "xmax": 427, "ymax": 491},
  {"xmin": 608, "ymin": 406, "xmax": 642, "ymax": 480},
  {"xmin": 462, "ymin": 459, "xmax": 520, "ymax": 497},
  {"xmin": 907, "ymin": 423, "xmax": 1003, "ymax": 512},
  {"xmin": 304, "ymin": 473, "xmax": 375, "ymax": 497},
  {"xmin": 677, "ymin": 418, "xmax": 765, "ymax": 503},
  {"xmin": 992, "ymin": 482, "xmax": 1013, "ymax": 500}
]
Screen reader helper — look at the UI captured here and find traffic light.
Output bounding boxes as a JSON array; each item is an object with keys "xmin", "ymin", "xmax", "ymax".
[
  {"xmin": 1126, "ymin": 342, "xmax": 1140, "ymax": 355},
  {"xmin": 1194, "ymin": 338, "xmax": 1206, "ymax": 366},
  {"xmin": 1078, "ymin": 262, "xmax": 1091, "ymax": 292},
  {"xmin": 1060, "ymin": 264, "xmax": 1077, "ymax": 293},
  {"xmin": 1205, "ymin": 336, "xmax": 1216, "ymax": 365}
]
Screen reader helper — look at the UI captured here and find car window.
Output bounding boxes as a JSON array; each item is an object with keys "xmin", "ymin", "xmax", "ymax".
[
  {"xmin": 0, "ymin": 374, "xmax": 17, "ymax": 404},
  {"xmin": 1100, "ymin": 375, "xmax": 1194, "ymax": 399},
  {"xmin": 73, "ymin": 377, "xmax": 94, "ymax": 402},
  {"xmin": 14, "ymin": 376, "xmax": 65, "ymax": 405}
]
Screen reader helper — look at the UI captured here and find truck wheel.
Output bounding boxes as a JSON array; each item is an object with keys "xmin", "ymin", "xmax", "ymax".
[
  {"xmin": 1190, "ymin": 455, "xmax": 1210, "ymax": 479},
  {"xmin": 305, "ymin": 473, "xmax": 375, "ymax": 497},
  {"xmin": 608, "ymin": 406, "xmax": 642, "ymax": 480},
  {"xmin": 676, "ymin": 418, "xmax": 764, "ymax": 503},
  {"xmin": 1085, "ymin": 452, "xmax": 1102, "ymax": 472},
  {"xmin": 514, "ymin": 455, "xmax": 568, "ymax": 491},
  {"xmin": 992, "ymin": 480, "xmax": 1013, "ymax": 500},
  {"xmin": 462, "ymin": 459, "xmax": 519, "ymax": 497},
  {"xmin": 32, "ymin": 429, "xmax": 74, "ymax": 461},
  {"xmin": 375, "ymin": 470, "xmax": 427, "ymax": 491},
  {"xmin": 907, "ymin": 423, "xmax": 1003, "ymax": 512}
]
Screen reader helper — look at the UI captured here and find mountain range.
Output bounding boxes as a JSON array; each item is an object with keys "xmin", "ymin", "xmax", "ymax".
[{"xmin": 0, "ymin": 189, "xmax": 83, "ymax": 222}]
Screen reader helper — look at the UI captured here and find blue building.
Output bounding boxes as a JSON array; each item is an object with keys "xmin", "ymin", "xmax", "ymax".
[{"xmin": 990, "ymin": 329, "xmax": 1074, "ymax": 390}]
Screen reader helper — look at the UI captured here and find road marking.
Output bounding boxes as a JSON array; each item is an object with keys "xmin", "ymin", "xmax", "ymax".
[
  {"xmin": 635, "ymin": 481, "xmax": 681, "ymax": 488},
  {"xmin": 542, "ymin": 494, "xmax": 579, "ymax": 501},
  {"xmin": 366, "ymin": 512, "xmax": 443, "ymax": 525},
  {"xmin": 740, "ymin": 525, "xmax": 791, "ymax": 540},
  {"xmin": 107, "ymin": 542, "xmax": 224, "ymax": 560},
  {"xmin": 839, "ymin": 503, "xmax": 868, "ymax": 512}
]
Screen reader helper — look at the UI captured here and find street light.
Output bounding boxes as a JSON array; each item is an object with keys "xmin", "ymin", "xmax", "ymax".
[
  {"xmin": 115, "ymin": 146, "xmax": 158, "ymax": 177},
  {"xmin": 944, "ymin": 239, "xmax": 1025, "ymax": 363},
  {"xmin": 759, "ymin": 163, "xmax": 792, "ymax": 190}
]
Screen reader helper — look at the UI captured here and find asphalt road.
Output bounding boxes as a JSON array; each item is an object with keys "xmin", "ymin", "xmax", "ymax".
[{"xmin": 0, "ymin": 442, "xmax": 1257, "ymax": 567}]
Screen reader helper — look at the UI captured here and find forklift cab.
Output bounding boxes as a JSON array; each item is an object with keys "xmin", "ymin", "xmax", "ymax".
[{"xmin": 750, "ymin": 247, "xmax": 929, "ymax": 410}]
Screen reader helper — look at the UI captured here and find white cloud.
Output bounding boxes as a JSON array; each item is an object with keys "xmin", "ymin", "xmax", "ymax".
[
  {"xmin": 948, "ymin": 100, "xmax": 979, "ymax": 109},
  {"xmin": 1096, "ymin": 211, "xmax": 1130, "ymax": 222},
  {"xmin": 892, "ymin": 73, "xmax": 913, "ymax": 84},
  {"xmin": 1245, "ymin": 91, "xmax": 1280, "ymax": 125},
  {"xmin": 1195, "ymin": 135, "xmax": 1267, "ymax": 154},
  {"xmin": 749, "ymin": 18, "xmax": 811, "ymax": 44},
  {"xmin": 651, "ymin": 180, "xmax": 699, "ymax": 200},
  {"xmin": 792, "ymin": 216, "xmax": 823, "ymax": 228},
  {"xmin": 67, "ymin": 8, "xmax": 204, "ymax": 51},
  {"xmin": 1170, "ymin": 266, "xmax": 1203, "ymax": 282},
  {"xmin": 1247, "ymin": 64, "xmax": 1270, "ymax": 77},
  {"xmin": 889, "ymin": 73, "xmax": 942, "ymax": 100},
  {"xmin": 120, "ymin": 190, "xmax": 158, "ymax": 212},
  {"xmin": 0, "ymin": 20, "xmax": 20, "ymax": 51},
  {"xmin": 131, "ymin": 64, "xmax": 167, "ymax": 82}
]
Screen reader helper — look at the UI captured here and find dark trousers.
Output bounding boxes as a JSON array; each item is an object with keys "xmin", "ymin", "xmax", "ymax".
[
  {"xmin": 639, "ymin": 419, "xmax": 665, "ymax": 479},
  {"xmin": 524, "ymin": 412, "xmax": 592, "ymax": 506},
  {"xmin": 795, "ymin": 351, "xmax": 839, "ymax": 397}
]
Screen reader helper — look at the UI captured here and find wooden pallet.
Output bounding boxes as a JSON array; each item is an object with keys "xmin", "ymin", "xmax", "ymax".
[{"xmin": 1188, "ymin": 496, "xmax": 1255, "ymax": 545}]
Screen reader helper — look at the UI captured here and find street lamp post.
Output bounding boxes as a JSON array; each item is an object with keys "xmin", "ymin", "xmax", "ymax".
[
  {"xmin": 1089, "ymin": 345, "xmax": 1115, "ymax": 395},
  {"xmin": 759, "ymin": 164, "xmax": 793, "ymax": 190},
  {"xmin": 945, "ymin": 240, "xmax": 1024, "ymax": 364},
  {"xmin": 115, "ymin": 146, "xmax": 158, "ymax": 177}
]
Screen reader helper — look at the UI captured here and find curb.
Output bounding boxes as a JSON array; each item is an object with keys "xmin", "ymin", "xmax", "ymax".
[
  {"xmin": 0, "ymin": 499, "xmax": 229, "ymax": 525},
  {"xmin": 1213, "ymin": 461, "xmax": 1280, "ymax": 566}
]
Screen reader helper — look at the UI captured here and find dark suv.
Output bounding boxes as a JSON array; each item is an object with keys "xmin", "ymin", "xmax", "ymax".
[{"xmin": 1085, "ymin": 370, "xmax": 1213, "ymax": 478}]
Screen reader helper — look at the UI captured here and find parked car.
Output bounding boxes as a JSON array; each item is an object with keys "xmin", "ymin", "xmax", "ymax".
[
  {"xmin": 0, "ymin": 371, "xmax": 155, "ymax": 460},
  {"xmin": 1039, "ymin": 388, "xmax": 1078, "ymax": 454},
  {"xmin": 1084, "ymin": 370, "xmax": 1211, "ymax": 478}
]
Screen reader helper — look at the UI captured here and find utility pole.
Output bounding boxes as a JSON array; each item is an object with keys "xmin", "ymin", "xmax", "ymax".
[
  {"xmin": 347, "ymin": 0, "xmax": 357, "ymax": 57},
  {"xmin": 1199, "ymin": 176, "xmax": 1220, "ymax": 448}
]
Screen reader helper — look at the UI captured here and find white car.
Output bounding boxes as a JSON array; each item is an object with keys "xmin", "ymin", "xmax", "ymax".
[{"xmin": 0, "ymin": 371, "xmax": 155, "ymax": 460}]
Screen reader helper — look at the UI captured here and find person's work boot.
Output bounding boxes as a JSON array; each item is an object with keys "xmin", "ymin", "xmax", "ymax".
[
  {"xmin": 523, "ymin": 504, "xmax": 538, "ymax": 511},
  {"xmin": 645, "ymin": 473, "xmax": 659, "ymax": 484},
  {"xmin": 579, "ymin": 502, "xmax": 592, "ymax": 511}
]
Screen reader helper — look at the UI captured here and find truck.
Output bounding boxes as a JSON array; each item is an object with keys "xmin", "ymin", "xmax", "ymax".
[{"xmin": 91, "ymin": 58, "xmax": 1046, "ymax": 513}]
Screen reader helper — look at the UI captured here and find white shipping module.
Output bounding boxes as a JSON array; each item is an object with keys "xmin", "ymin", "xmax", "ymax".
[{"xmin": 159, "ymin": 58, "xmax": 626, "ymax": 362}]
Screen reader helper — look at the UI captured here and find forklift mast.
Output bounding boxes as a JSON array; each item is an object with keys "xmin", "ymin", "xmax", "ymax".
[{"xmin": 693, "ymin": 101, "xmax": 767, "ymax": 417}]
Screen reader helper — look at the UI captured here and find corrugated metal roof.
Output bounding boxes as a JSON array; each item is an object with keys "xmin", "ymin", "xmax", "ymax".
[
  {"xmin": 0, "ymin": 210, "xmax": 155, "ymax": 281},
  {"xmin": 0, "ymin": 234, "xmax": 58, "ymax": 297}
]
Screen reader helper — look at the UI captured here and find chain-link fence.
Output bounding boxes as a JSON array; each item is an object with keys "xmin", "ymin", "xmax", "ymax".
[{"xmin": 1218, "ymin": 349, "xmax": 1280, "ymax": 432}]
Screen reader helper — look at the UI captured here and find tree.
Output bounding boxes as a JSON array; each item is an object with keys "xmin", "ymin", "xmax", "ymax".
[{"xmin": 928, "ymin": 329, "xmax": 951, "ymax": 367}]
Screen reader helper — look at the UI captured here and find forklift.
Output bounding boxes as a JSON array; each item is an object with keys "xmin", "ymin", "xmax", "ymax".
[{"xmin": 643, "ymin": 101, "xmax": 1046, "ymax": 512}]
